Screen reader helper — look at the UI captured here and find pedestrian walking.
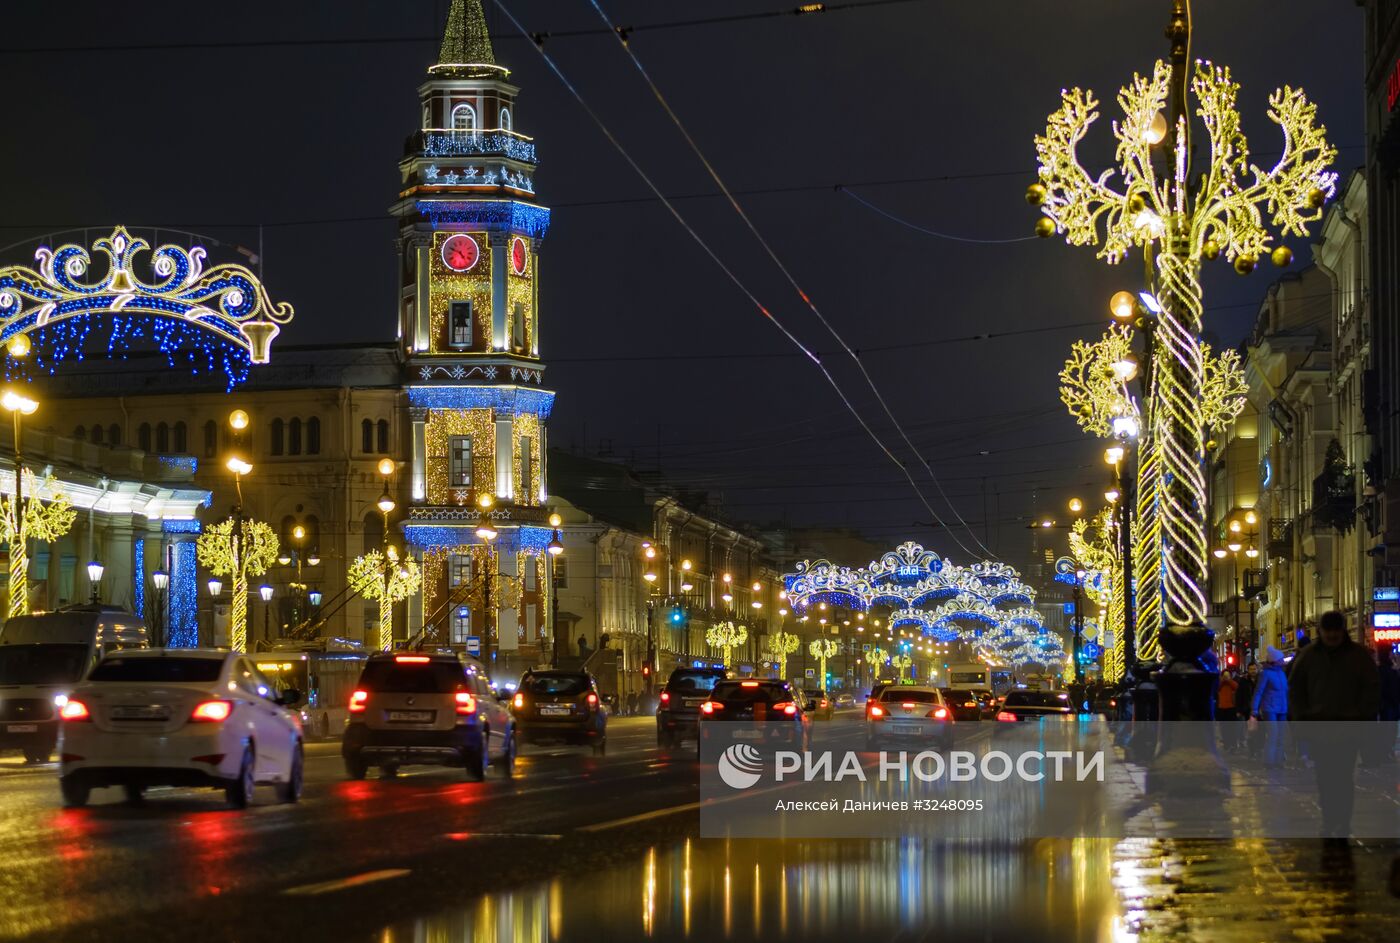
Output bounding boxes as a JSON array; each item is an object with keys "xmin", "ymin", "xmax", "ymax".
[
  {"xmin": 1217, "ymin": 669, "xmax": 1241, "ymax": 752},
  {"xmin": 1251, "ymin": 647, "xmax": 1289, "ymax": 767},
  {"xmin": 628, "ymin": 690, "xmax": 640, "ymax": 717},
  {"xmin": 1287, "ymin": 610, "xmax": 1381, "ymax": 839},
  {"xmin": 1237, "ymin": 664, "xmax": 1257, "ymax": 754}
]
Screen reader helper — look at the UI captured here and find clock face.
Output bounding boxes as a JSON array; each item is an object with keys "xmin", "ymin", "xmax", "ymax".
[
  {"xmin": 441, "ymin": 234, "xmax": 480, "ymax": 272},
  {"xmin": 510, "ymin": 237, "xmax": 528, "ymax": 275}
]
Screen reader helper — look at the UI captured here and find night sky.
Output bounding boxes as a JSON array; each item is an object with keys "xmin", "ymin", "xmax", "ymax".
[{"xmin": 0, "ymin": 1, "xmax": 1364, "ymax": 566}]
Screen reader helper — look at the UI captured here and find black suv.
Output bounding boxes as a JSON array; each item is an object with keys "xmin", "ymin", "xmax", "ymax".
[
  {"xmin": 656, "ymin": 666, "xmax": 727, "ymax": 748},
  {"xmin": 512, "ymin": 670, "xmax": 608, "ymax": 755}
]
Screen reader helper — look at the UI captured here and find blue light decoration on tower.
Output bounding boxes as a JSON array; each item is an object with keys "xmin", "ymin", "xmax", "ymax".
[{"xmin": 396, "ymin": 0, "xmax": 556, "ymax": 664}]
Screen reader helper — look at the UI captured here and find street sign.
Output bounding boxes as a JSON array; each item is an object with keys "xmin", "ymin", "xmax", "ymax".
[
  {"xmin": 1375, "ymin": 627, "xmax": 1400, "ymax": 643},
  {"xmin": 1373, "ymin": 613, "xmax": 1400, "ymax": 628},
  {"xmin": 1373, "ymin": 587, "xmax": 1399, "ymax": 602},
  {"xmin": 804, "ymin": 668, "xmax": 815, "ymax": 678},
  {"xmin": 465, "ymin": 635, "xmax": 481, "ymax": 656}
]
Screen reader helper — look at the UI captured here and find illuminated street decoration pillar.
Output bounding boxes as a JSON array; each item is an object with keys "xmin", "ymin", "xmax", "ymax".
[
  {"xmin": 809, "ymin": 637, "xmax": 839, "ymax": 687},
  {"xmin": 1033, "ymin": 10, "xmax": 1335, "ymax": 641},
  {"xmin": 349, "ymin": 549, "xmax": 422, "ymax": 651},
  {"xmin": 764, "ymin": 628, "xmax": 800, "ymax": 679},
  {"xmin": 0, "ymin": 226, "xmax": 294, "ymax": 390},
  {"xmin": 706, "ymin": 621, "xmax": 748, "ymax": 669},
  {"xmin": 1, "ymin": 470, "xmax": 76, "ymax": 618},
  {"xmin": 196, "ymin": 518, "xmax": 279, "ymax": 653}
]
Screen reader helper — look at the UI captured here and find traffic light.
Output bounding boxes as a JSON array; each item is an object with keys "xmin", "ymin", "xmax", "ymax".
[
  {"xmin": 641, "ymin": 662, "xmax": 651, "ymax": 678},
  {"xmin": 669, "ymin": 605, "xmax": 685, "ymax": 625},
  {"xmin": 1225, "ymin": 652, "xmax": 1237, "ymax": 668}
]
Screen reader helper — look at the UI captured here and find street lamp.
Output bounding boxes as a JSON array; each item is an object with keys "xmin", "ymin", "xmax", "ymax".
[
  {"xmin": 547, "ymin": 516, "xmax": 564, "ymax": 667},
  {"xmin": 259, "ymin": 582, "xmax": 274, "ymax": 646},
  {"xmin": 151, "ymin": 569, "xmax": 170, "ymax": 647},
  {"xmin": 475, "ymin": 520, "xmax": 498, "ymax": 667},
  {"xmin": 208, "ymin": 577, "xmax": 223, "ymax": 596},
  {"xmin": 3, "ymin": 388, "xmax": 40, "ymax": 619},
  {"xmin": 86, "ymin": 560, "xmax": 104, "ymax": 604}
]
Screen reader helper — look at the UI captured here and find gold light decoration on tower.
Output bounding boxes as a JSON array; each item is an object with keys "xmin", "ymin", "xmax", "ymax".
[
  {"xmin": 196, "ymin": 518, "xmax": 279, "ymax": 653},
  {"xmin": 1034, "ymin": 38, "xmax": 1335, "ymax": 641}
]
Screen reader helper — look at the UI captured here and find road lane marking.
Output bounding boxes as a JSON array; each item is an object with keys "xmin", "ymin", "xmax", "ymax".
[
  {"xmin": 282, "ymin": 868, "xmax": 411, "ymax": 896},
  {"xmin": 578, "ymin": 802, "xmax": 702, "ymax": 832}
]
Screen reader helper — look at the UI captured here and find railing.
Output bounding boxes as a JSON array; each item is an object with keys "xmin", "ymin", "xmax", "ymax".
[
  {"xmin": 1267, "ymin": 519, "xmax": 1293, "ymax": 559},
  {"xmin": 413, "ymin": 129, "xmax": 537, "ymax": 163}
]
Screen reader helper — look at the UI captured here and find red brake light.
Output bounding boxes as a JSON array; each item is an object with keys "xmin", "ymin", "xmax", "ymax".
[
  {"xmin": 659, "ymin": 692, "xmax": 670, "ymax": 703},
  {"xmin": 772, "ymin": 701, "xmax": 798, "ymax": 716},
  {"xmin": 740, "ymin": 681, "xmax": 760, "ymax": 688},
  {"xmin": 996, "ymin": 711, "xmax": 1017, "ymax": 722},
  {"xmin": 587, "ymin": 692, "xmax": 598, "ymax": 706},
  {"xmin": 455, "ymin": 690, "xmax": 477, "ymax": 715},
  {"xmin": 869, "ymin": 705, "xmax": 885, "ymax": 718},
  {"xmin": 349, "ymin": 690, "xmax": 368, "ymax": 713},
  {"xmin": 395, "ymin": 655, "xmax": 430, "ymax": 663},
  {"xmin": 901, "ymin": 702, "xmax": 916, "ymax": 709},
  {"xmin": 59, "ymin": 699, "xmax": 91, "ymax": 721},
  {"xmin": 190, "ymin": 700, "xmax": 233, "ymax": 723},
  {"xmin": 513, "ymin": 692, "xmax": 524, "ymax": 709},
  {"xmin": 931, "ymin": 707, "xmax": 949, "ymax": 720},
  {"xmin": 700, "ymin": 701, "xmax": 721, "ymax": 715}
]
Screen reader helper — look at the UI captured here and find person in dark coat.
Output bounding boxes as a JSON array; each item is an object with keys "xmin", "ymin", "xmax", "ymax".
[
  {"xmin": 1252, "ymin": 648, "xmax": 1290, "ymax": 766},
  {"xmin": 1287, "ymin": 610, "xmax": 1381, "ymax": 839}
]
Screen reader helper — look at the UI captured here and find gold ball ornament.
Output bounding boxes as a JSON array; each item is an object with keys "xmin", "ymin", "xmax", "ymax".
[
  {"xmin": 1202, "ymin": 239, "xmax": 1220, "ymax": 261},
  {"xmin": 1233, "ymin": 254, "xmax": 1257, "ymax": 275},
  {"xmin": 1307, "ymin": 188, "xmax": 1326, "ymax": 209},
  {"xmin": 5, "ymin": 334, "xmax": 31, "ymax": 359},
  {"xmin": 1271, "ymin": 245, "xmax": 1294, "ymax": 268},
  {"xmin": 1206, "ymin": 439, "xmax": 1218, "ymax": 451},
  {"xmin": 1025, "ymin": 183, "xmax": 1047, "ymax": 206},
  {"xmin": 1034, "ymin": 217, "xmax": 1056, "ymax": 238},
  {"xmin": 1127, "ymin": 194, "xmax": 1146, "ymax": 214}
]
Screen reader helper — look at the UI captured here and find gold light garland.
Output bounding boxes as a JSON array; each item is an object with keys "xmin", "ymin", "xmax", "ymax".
[
  {"xmin": 196, "ymin": 517, "xmax": 279, "ymax": 653},
  {"xmin": 0, "ymin": 471, "xmax": 77, "ymax": 619},
  {"xmin": 349, "ymin": 549, "xmax": 422, "ymax": 651},
  {"xmin": 425, "ymin": 408, "xmax": 495, "ymax": 504}
]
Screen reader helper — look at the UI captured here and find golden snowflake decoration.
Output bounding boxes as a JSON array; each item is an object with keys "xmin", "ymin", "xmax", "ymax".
[
  {"xmin": 1059, "ymin": 325, "xmax": 1139, "ymax": 437},
  {"xmin": 1201, "ymin": 344, "xmax": 1248, "ymax": 432}
]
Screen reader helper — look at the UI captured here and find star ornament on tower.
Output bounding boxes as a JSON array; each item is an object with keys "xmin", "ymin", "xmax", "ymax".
[{"xmin": 1032, "ymin": 53, "xmax": 1335, "ymax": 638}]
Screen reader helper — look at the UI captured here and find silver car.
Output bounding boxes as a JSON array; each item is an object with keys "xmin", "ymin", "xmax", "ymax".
[{"xmin": 865, "ymin": 685, "xmax": 954, "ymax": 751}]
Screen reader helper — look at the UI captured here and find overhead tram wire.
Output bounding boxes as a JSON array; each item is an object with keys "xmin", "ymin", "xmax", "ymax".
[
  {"xmin": 587, "ymin": 0, "xmax": 998, "ymax": 560},
  {"xmin": 0, "ymin": 0, "xmax": 929, "ymax": 55},
  {"xmin": 492, "ymin": 0, "xmax": 984, "ymax": 562}
]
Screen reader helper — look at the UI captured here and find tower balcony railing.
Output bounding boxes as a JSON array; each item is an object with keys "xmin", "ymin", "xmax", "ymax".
[{"xmin": 411, "ymin": 128, "xmax": 537, "ymax": 163}]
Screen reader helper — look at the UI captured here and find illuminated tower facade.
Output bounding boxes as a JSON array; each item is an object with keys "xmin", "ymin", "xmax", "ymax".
[{"xmin": 392, "ymin": 0, "xmax": 554, "ymax": 671}]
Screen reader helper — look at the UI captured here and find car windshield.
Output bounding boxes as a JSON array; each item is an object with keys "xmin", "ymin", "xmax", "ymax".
[
  {"xmin": 0, "ymin": 644, "xmax": 90, "ymax": 685},
  {"xmin": 880, "ymin": 689, "xmax": 940, "ymax": 704},
  {"xmin": 667, "ymin": 671, "xmax": 720, "ymax": 694},
  {"xmin": 712, "ymin": 682, "xmax": 789, "ymax": 705},
  {"xmin": 358, "ymin": 660, "xmax": 464, "ymax": 693},
  {"xmin": 88, "ymin": 656, "xmax": 223, "ymax": 683},
  {"xmin": 1003, "ymin": 691, "xmax": 1071, "ymax": 708},
  {"xmin": 522, "ymin": 674, "xmax": 588, "ymax": 696},
  {"xmin": 944, "ymin": 689, "xmax": 979, "ymax": 702}
]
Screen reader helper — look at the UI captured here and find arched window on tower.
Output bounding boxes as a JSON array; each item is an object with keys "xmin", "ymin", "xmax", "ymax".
[
  {"xmin": 288, "ymin": 417, "xmax": 302, "ymax": 456},
  {"xmin": 156, "ymin": 422, "xmax": 169, "ymax": 453},
  {"xmin": 422, "ymin": 102, "xmax": 432, "ymax": 128},
  {"xmin": 109, "ymin": 424, "xmax": 121, "ymax": 447},
  {"xmin": 73, "ymin": 425, "xmax": 87, "ymax": 442},
  {"xmin": 307, "ymin": 417, "xmax": 321, "ymax": 455},
  {"xmin": 499, "ymin": 107, "xmax": 511, "ymax": 132},
  {"xmin": 361, "ymin": 419, "xmax": 373, "ymax": 454},
  {"xmin": 173, "ymin": 422, "xmax": 187, "ymax": 453},
  {"xmin": 451, "ymin": 103, "xmax": 477, "ymax": 131},
  {"xmin": 269, "ymin": 418, "xmax": 284, "ymax": 457},
  {"xmin": 90, "ymin": 425, "xmax": 104, "ymax": 445},
  {"xmin": 203, "ymin": 420, "xmax": 217, "ymax": 458},
  {"xmin": 377, "ymin": 419, "xmax": 390, "ymax": 454}
]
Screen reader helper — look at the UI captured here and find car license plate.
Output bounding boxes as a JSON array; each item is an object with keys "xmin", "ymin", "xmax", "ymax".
[
  {"xmin": 684, "ymin": 698, "xmax": 706, "ymax": 707},
  {"xmin": 112, "ymin": 706, "xmax": 170, "ymax": 720},
  {"xmin": 539, "ymin": 705, "xmax": 571, "ymax": 716},
  {"xmin": 6, "ymin": 724, "xmax": 38, "ymax": 733},
  {"xmin": 890, "ymin": 724, "xmax": 923, "ymax": 735},
  {"xmin": 734, "ymin": 729, "xmax": 764, "ymax": 739},
  {"xmin": 387, "ymin": 710, "xmax": 433, "ymax": 722}
]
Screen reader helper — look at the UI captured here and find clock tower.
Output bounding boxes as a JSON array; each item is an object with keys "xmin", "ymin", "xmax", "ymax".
[{"xmin": 392, "ymin": 0, "xmax": 555, "ymax": 671}]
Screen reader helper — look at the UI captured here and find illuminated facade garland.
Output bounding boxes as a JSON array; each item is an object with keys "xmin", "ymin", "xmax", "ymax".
[{"xmin": 1036, "ymin": 57, "xmax": 1335, "ymax": 634}]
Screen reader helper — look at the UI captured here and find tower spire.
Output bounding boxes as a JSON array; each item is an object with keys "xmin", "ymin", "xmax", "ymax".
[{"xmin": 439, "ymin": 0, "xmax": 495, "ymax": 66}]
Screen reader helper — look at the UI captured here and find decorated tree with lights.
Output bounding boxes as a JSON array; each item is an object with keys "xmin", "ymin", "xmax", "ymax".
[
  {"xmin": 349, "ymin": 548, "xmax": 422, "ymax": 651},
  {"xmin": 197, "ymin": 517, "xmax": 279, "ymax": 653},
  {"xmin": 1070, "ymin": 511, "xmax": 1125, "ymax": 682},
  {"xmin": 763, "ymin": 629, "xmax": 800, "ymax": 679},
  {"xmin": 1033, "ymin": 9, "xmax": 1334, "ymax": 649},
  {"xmin": 706, "ymin": 621, "xmax": 748, "ymax": 668},
  {"xmin": 863, "ymin": 646, "xmax": 887, "ymax": 677},
  {"xmin": 809, "ymin": 637, "xmax": 839, "ymax": 687},
  {"xmin": 890, "ymin": 652, "xmax": 912, "ymax": 681},
  {"xmin": 0, "ymin": 470, "xmax": 76, "ymax": 618}
]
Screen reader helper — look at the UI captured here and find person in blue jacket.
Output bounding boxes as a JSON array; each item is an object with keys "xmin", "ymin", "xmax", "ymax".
[{"xmin": 1251, "ymin": 646, "xmax": 1290, "ymax": 767}]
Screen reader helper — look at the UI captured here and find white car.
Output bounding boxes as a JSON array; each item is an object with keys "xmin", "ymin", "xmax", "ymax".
[{"xmin": 58, "ymin": 649, "xmax": 303, "ymax": 808}]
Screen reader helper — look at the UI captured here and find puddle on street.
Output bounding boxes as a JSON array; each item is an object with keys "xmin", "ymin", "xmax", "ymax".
[{"xmin": 379, "ymin": 837, "xmax": 1130, "ymax": 942}]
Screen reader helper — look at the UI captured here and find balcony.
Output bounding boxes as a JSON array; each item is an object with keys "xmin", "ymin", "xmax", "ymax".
[
  {"xmin": 409, "ymin": 129, "xmax": 537, "ymax": 163},
  {"xmin": 1267, "ymin": 519, "xmax": 1293, "ymax": 559},
  {"xmin": 1243, "ymin": 568, "xmax": 1268, "ymax": 600},
  {"xmin": 1312, "ymin": 469, "xmax": 1357, "ymax": 533}
]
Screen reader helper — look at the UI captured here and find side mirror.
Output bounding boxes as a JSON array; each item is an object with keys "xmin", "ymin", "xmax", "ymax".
[{"xmin": 277, "ymin": 688, "xmax": 301, "ymax": 706}]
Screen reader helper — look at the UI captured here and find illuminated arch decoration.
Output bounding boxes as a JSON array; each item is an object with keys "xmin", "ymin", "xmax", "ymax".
[
  {"xmin": 0, "ymin": 227, "xmax": 294, "ymax": 390},
  {"xmin": 866, "ymin": 541, "xmax": 944, "ymax": 585},
  {"xmin": 783, "ymin": 559, "xmax": 871, "ymax": 613}
]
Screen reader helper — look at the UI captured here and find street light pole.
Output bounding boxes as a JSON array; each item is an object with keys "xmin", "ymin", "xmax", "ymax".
[{"xmin": 547, "ymin": 515, "xmax": 564, "ymax": 667}]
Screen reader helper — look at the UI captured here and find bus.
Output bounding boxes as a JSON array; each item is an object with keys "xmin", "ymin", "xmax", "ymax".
[
  {"xmin": 251, "ymin": 638, "xmax": 368, "ymax": 739},
  {"xmin": 945, "ymin": 663, "xmax": 991, "ymax": 692}
]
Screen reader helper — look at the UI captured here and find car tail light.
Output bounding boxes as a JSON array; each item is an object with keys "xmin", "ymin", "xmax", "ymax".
[
  {"xmin": 740, "ymin": 681, "xmax": 760, "ymax": 688},
  {"xmin": 772, "ymin": 701, "xmax": 798, "ymax": 716},
  {"xmin": 513, "ymin": 692, "xmax": 524, "ymax": 709},
  {"xmin": 996, "ymin": 711, "xmax": 1017, "ymax": 722},
  {"xmin": 929, "ymin": 707, "xmax": 949, "ymax": 720},
  {"xmin": 659, "ymin": 692, "xmax": 670, "ymax": 703},
  {"xmin": 901, "ymin": 702, "xmax": 916, "ymax": 710},
  {"xmin": 190, "ymin": 700, "xmax": 233, "ymax": 723},
  {"xmin": 349, "ymin": 690, "xmax": 368, "ymax": 713},
  {"xmin": 395, "ymin": 655, "xmax": 431, "ymax": 664},
  {"xmin": 820, "ymin": 699, "xmax": 828, "ymax": 708},
  {"xmin": 59, "ymin": 699, "xmax": 91, "ymax": 722},
  {"xmin": 699, "ymin": 701, "xmax": 721, "ymax": 715},
  {"xmin": 455, "ymin": 690, "xmax": 477, "ymax": 715},
  {"xmin": 587, "ymin": 692, "xmax": 598, "ymax": 708},
  {"xmin": 869, "ymin": 705, "xmax": 885, "ymax": 718}
]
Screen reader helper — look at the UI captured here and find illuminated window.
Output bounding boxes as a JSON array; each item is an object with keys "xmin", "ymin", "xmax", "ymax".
[
  {"xmin": 499, "ymin": 107, "xmax": 511, "ymax": 131},
  {"xmin": 449, "ymin": 554, "xmax": 471, "ymax": 587},
  {"xmin": 451, "ymin": 103, "xmax": 477, "ymax": 130},
  {"xmin": 553, "ymin": 555, "xmax": 569, "ymax": 589},
  {"xmin": 512, "ymin": 302, "xmax": 525, "ymax": 352},
  {"xmin": 449, "ymin": 300, "xmax": 472, "ymax": 348},
  {"xmin": 520, "ymin": 436, "xmax": 534, "ymax": 503},
  {"xmin": 449, "ymin": 436, "xmax": 472, "ymax": 487},
  {"xmin": 451, "ymin": 607, "xmax": 472, "ymax": 644}
]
